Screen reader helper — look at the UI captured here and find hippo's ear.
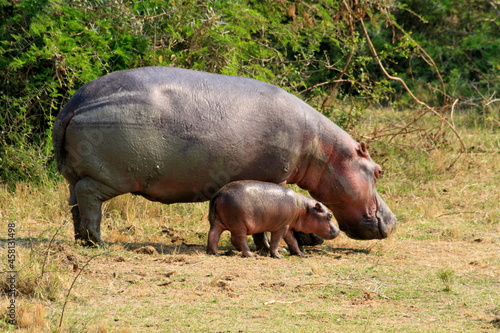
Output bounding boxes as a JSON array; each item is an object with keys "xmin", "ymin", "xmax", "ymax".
[
  {"xmin": 313, "ymin": 202, "xmax": 324, "ymax": 212},
  {"xmin": 357, "ymin": 141, "xmax": 369, "ymax": 158}
]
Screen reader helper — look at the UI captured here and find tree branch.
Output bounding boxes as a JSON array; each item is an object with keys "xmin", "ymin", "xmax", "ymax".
[{"xmin": 358, "ymin": 16, "xmax": 466, "ymax": 154}]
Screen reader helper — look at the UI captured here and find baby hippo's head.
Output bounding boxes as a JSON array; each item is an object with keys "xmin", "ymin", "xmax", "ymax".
[{"xmin": 303, "ymin": 202, "xmax": 340, "ymax": 240}]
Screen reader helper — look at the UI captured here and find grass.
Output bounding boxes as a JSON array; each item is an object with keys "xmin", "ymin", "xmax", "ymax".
[{"xmin": 0, "ymin": 109, "xmax": 499, "ymax": 332}]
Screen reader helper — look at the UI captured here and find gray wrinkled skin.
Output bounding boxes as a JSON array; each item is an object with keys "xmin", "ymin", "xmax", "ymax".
[
  {"xmin": 53, "ymin": 66, "xmax": 397, "ymax": 246},
  {"xmin": 207, "ymin": 180, "xmax": 339, "ymax": 258}
]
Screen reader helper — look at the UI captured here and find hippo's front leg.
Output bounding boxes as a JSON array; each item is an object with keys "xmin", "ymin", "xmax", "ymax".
[
  {"xmin": 252, "ymin": 232, "xmax": 271, "ymax": 255},
  {"xmin": 294, "ymin": 231, "xmax": 324, "ymax": 247},
  {"xmin": 269, "ymin": 226, "xmax": 290, "ymax": 258},
  {"xmin": 284, "ymin": 230, "xmax": 306, "ymax": 256}
]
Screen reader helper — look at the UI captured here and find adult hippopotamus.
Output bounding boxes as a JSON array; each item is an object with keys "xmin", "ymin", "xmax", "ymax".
[
  {"xmin": 53, "ymin": 66, "xmax": 396, "ymax": 246},
  {"xmin": 207, "ymin": 180, "xmax": 339, "ymax": 258}
]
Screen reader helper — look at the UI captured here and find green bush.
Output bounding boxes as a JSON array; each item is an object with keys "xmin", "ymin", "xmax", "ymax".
[{"xmin": 1, "ymin": 0, "xmax": 498, "ymax": 185}]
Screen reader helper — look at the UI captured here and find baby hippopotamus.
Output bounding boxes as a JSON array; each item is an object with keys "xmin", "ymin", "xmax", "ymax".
[{"xmin": 207, "ymin": 180, "xmax": 340, "ymax": 258}]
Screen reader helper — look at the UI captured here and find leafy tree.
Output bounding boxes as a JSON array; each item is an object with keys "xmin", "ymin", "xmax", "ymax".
[{"xmin": 393, "ymin": 0, "xmax": 499, "ymax": 106}]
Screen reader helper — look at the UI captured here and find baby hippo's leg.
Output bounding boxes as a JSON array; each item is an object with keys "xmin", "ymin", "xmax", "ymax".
[
  {"xmin": 230, "ymin": 230, "xmax": 256, "ymax": 257},
  {"xmin": 207, "ymin": 224, "xmax": 225, "ymax": 255},
  {"xmin": 269, "ymin": 226, "xmax": 289, "ymax": 258},
  {"xmin": 284, "ymin": 229, "xmax": 306, "ymax": 256}
]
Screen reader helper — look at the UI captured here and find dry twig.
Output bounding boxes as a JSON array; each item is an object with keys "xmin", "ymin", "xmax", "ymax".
[
  {"xmin": 335, "ymin": 1, "xmax": 467, "ymax": 169},
  {"xmin": 58, "ymin": 250, "xmax": 110, "ymax": 328}
]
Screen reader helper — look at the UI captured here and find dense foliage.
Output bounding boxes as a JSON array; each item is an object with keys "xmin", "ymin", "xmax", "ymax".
[{"xmin": 1, "ymin": 0, "xmax": 498, "ymax": 185}]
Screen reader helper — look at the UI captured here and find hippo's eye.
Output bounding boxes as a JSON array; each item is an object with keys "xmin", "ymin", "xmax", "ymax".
[
  {"xmin": 327, "ymin": 213, "xmax": 332, "ymax": 219},
  {"xmin": 374, "ymin": 165, "xmax": 383, "ymax": 181}
]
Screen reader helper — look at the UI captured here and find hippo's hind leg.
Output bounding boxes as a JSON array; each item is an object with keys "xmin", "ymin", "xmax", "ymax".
[
  {"xmin": 207, "ymin": 223, "xmax": 224, "ymax": 255},
  {"xmin": 230, "ymin": 230, "xmax": 256, "ymax": 258},
  {"xmin": 69, "ymin": 183, "xmax": 82, "ymax": 241},
  {"xmin": 73, "ymin": 177, "xmax": 120, "ymax": 246}
]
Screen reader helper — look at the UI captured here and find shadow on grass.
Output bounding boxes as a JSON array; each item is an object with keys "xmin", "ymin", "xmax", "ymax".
[
  {"xmin": 123, "ymin": 241, "xmax": 206, "ymax": 255},
  {"xmin": 0, "ymin": 237, "xmax": 224, "ymax": 256},
  {"xmin": 123, "ymin": 242, "xmax": 372, "ymax": 257},
  {"xmin": 304, "ymin": 245, "xmax": 371, "ymax": 256},
  {"xmin": 0, "ymin": 238, "xmax": 371, "ymax": 257}
]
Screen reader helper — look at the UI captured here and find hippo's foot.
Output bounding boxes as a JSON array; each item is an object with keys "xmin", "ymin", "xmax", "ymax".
[
  {"xmin": 75, "ymin": 237, "xmax": 105, "ymax": 248},
  {"xmin": 293, "ymin": 231, "xmax": 324, "ymax": 247},
  {"xmin": 270, "ymin": 252, "xmax": 284, "ymax": 259},
  {"xmin": 206, "ymin": 249, "xmax": 219, "ymax": 256},
  {"xmin": 241, "ymin": 251, "xmax": 258, "ymax": 258},
  {"xmin": 256, "ymin": 247, "xmax": 269, "ymax": 256},
  {"xmin": 288, "ymin": 248, "xmax": 307, "ymax": 257}
]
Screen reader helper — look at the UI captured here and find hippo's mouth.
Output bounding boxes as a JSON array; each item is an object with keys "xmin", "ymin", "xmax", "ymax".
[
  {"xmin": 376, "ymin": 213, "xmax": 387, "ymax": 238},
  {"xmin": 336, "ymin": 213, "xmax": 388, "ymax": 240},
  {"xmin": 325, "ymin": 226, "xmax": 340, "ymax": 240},
  {"xmin": 325, "ymin": 194, "xmax": 396, "ymax": 240},
  {"xmin": 374, "ymin": 194, "xmax": 397, "ymax": 239}
]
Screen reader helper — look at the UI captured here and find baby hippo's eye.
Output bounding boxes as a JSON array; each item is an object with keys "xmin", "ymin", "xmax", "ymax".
[
  {"xmin": 327, "ymin": 213, "xmax": 332, "ymax": 219},
  {"xmin": 374, "ymin": 165, "xmax": 383, "ymax": 181}
]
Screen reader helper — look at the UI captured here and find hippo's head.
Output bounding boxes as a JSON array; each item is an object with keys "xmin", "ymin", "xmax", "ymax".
[
  {"xmin": 301, "ymin": 202, "xmax": 340, "ymax": 240},
  {"xmin": 310, "ymin": 141, "xmax": 397, "ymax": 240}
]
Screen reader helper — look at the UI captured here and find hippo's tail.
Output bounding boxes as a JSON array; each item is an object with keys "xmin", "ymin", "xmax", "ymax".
[
  {"xmin": 52, "ymin": 99, "xmax": 79, "ymax": 184},
  {"xmin": 208, "ymin": 193, "xmax": 221, "ymax": 224}
]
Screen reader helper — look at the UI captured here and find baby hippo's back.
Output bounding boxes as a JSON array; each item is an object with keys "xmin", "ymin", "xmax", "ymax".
[{"xmin": 212, "ymin": 180, "xmax": 306, "ymax": 234}]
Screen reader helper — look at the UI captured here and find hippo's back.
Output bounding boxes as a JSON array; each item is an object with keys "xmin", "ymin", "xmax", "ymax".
[
  {"xmin": 55, "ymin": 67, "xmax": 287, "ymax": 134},
  {"xmin": 53, "ymin": 67, "xmax": 315, "ymax": 203},
  {"xmin": 215, "ymin": 180, "xmax": 299, "ymax": 206}
]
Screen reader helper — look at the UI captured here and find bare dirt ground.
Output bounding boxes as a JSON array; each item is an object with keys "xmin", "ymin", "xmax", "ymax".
[
  {"xmin": 2, "ymin": 194, "xmax": 499, "ymax": 333},
  {"xmin": 14, "ymin": 229, "xmax": 497, "ymax": 332}
]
